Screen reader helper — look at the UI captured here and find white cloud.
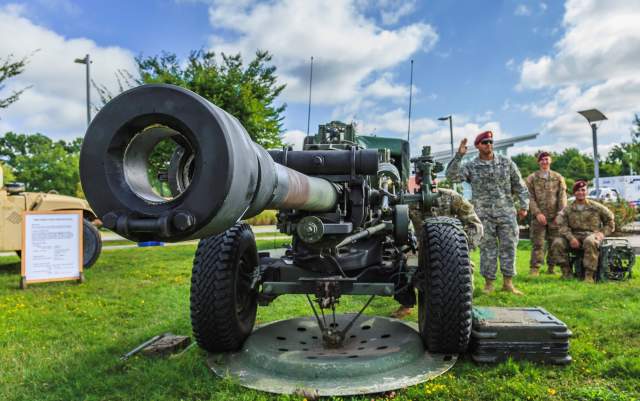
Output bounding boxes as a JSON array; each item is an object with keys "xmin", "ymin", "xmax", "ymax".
[
  {"xmin": 540, "ymin": 2, "xmax": 548, "ymax": 12},
  {"xmin": 520, "ymin": 0, "xmax": 640, "ymax": 89},
  {"xmin": 515, "ymin": 4, "xmax": 532, "ymax": 16},
  {"xmin": 206, "ymin": 0, "xmax": 437, "ymax": 104},
  {"xmin": 0, "ymin": 5, "xmax": 138, "ymax": 140},
  {"xmin": 363, "ymin": 72, "xmax": 411, "ymax": 99},
  {"xmin": 517, "ymin": 0, "xmax": 640, "ymax": 154},
  {"xmin": 377, "ymin": 0, "xmax": 417, "ymax": 25},
  {"xmin": 282, "ymin": 129, "xmax": 307, "ymax": 150}
]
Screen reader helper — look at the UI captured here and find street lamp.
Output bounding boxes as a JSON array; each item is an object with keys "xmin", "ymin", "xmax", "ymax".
[
  {"xmin": 578, "ymin": 109, "xmax": 607, "ymax": 194},
  {"xmin": 74, "ymin": 54, "xmax": 92, "ymax": 127},
  {"xmin": 438, "ymin": 115, "xmax": 454, "ymax": 157}
]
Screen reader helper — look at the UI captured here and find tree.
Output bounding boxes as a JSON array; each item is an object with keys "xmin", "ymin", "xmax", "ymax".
[
  {"xmin": 96, "ymin": 50, "xmax": 287, "ymax": 149},
  {"xmin": 0, "ymin": 54, "xmax": 31, "ymax": 110},
  {"xmin": 0, "ymin": 132, "xmax": 81, "ymax": 196},
  {"xmin": 511, "ymin": 153, "xmax": 539, "ymax": 179}
]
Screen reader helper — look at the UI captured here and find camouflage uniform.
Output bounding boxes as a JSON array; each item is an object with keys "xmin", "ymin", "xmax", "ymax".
[
  {"xmin": 549, "ymin": 200, "xmax": 615, "ymax": 275},
  {"xmin": 526, "ymin": 170, "xmax": 567, "ymax": 271},
  {"xmin": 446, "ymin": 153, "xmax": 529, "ymax": 280},
  {"xmin": 409, "ymin": 188, "xmax": 484, "ymax": 249}
]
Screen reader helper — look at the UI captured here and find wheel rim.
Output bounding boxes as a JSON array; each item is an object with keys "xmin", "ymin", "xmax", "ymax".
[{"xmin": 235, "ymin": 253, "xmax": 255, "ymax": 321}]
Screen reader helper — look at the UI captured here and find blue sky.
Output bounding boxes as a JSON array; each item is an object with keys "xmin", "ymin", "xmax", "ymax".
[{"xmin": 1, "ymin": 0, "xmax": 638, "ymax": 157}]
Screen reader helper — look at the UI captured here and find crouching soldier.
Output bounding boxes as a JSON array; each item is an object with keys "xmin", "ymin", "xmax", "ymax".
[
  {"xmin": 391, "ymin": 177, "xmax": 483, "ymax": 318},
  {"xmin": 549, "ymin": 180, "xmax": 615, "ymax": 282}
]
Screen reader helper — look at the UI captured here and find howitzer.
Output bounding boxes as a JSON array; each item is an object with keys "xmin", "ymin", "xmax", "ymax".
[{"xmin": 80, "ymin": 84, "xmax": 472, "ymax": 354}]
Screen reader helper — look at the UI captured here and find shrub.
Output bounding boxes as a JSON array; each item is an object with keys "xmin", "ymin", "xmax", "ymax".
[
  {"xmin": 242, "ymin": 209, "xmax": 278, "ymax": 226},
  {"xmin": 603, "ymin": 199, "xmax": 637, "ymax": 232}
]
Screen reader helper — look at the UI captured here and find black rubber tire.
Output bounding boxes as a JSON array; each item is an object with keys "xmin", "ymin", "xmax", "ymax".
[
  {"xmin": 190, "ymin": 223, "xmax": 258, "ymax": 352},
  {"xmin": 83, "ymin": 219, "xmax": 102, "ymax": 269},
  {"xmin": 418, "ymin": 217, "xmax": 473, "ymax": 353}
]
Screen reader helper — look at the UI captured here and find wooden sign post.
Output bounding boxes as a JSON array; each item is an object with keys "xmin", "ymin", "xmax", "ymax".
[{"xmin": 20, "ymin": 210, "xmax": 83, "ymax": 289}]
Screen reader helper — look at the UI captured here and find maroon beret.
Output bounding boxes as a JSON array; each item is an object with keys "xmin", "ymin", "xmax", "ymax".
[
  {"xmin": 573, "ymin": 180, "xmax": 588, "ymax": 193},
  {"xmin": 537, "ymin": 151, "xmax": 551, "ymax": 161},
  {"xmin": 474, "ymin": 131, "xmax": 493, "ymax": 146}
]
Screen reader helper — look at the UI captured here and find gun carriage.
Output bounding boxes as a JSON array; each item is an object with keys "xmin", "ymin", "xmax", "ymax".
[{"xmin": 80, "ymin": 84, "xmax": 473, "ymax": 354}]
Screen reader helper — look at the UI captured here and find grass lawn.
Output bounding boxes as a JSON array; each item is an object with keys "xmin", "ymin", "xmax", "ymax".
[{"xmin": 1, "ymin": 240, "xmax": 638, "ymax": 401}]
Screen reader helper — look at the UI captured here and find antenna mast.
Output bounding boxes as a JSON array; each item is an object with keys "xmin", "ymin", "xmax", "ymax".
[
  {"xmin": 407, "ymin": 59, "xmax": 414, "ymax": 142},
  {"xmin": 306, "ymin": 56, "xmax": 314, "ymax": 136}
]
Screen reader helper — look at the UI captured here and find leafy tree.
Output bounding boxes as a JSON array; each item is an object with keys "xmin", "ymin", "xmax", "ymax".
[
  {"xmin": 0, "ymin": 132, "xmax": 81, "ymax": 196},
  {"xmin": 511, "ymin": 153, "xmax": 539, "ymax": 179},
  {"xmin": 95, "ymin": 50, "xmax": 286, "ymax": 149},
  {"xmin": 1, "ymin": 161, "xmax": 15, "ymax": 183},
  {"xmin": 0, "ymin": 54, "xmax": 31, "ymax": 110}
]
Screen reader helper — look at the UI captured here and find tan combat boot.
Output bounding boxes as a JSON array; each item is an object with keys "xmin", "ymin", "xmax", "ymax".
[
  {"xmin": 529, "ymin": 267, "xmax": 540, "ymax": 277},
  {"xmin": 390, "ymin": 306, "xmax": 413, "ymax": 319},
  {"xmin": 546, "ymin": 265, "xmax": 555, "ymax": 274},
  {"xmin": 583, "ymin": 271, "xmax": 596, "ymax": 284},
  {"xmin": 560, "ymin": 265, "xmax": 573, "ymax": 280},
  {"xmin": 502, "ymin": 276, "xmax": 524, "ymax": 295},
  {"xmin": 482, "ymin": 279, "xmax": 495, "ymax": 294}
]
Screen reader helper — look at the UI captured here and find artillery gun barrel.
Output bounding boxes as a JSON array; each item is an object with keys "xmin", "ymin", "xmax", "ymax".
[{"xmin": 79, "ymin": 84, "xmax": 339, "ymax": 243}]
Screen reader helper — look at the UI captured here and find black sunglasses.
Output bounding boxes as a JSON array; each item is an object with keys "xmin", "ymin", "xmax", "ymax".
[{"xmin": 480, "ymin": 139, "xmax": 493, "ymax": 145}]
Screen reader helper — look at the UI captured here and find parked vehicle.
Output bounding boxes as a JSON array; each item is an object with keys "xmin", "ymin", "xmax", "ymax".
[
  {"xmin": 568, "ymin": 187, "xmax": 621, "ymax": 203},
  {"xmin": 596, "ymin": 176, "xmax": 640, "ymax": 206},
  {"xmin": 588, "ymin": 187, "xmax": 621, "ymax": 202},
  {"xmin": 0, "ymin": 175, "xmax": 102, "ymax": 268}
]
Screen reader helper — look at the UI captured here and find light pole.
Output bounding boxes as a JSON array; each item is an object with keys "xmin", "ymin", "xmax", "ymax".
[
  {"xmin": 74, "ymin": 54, "xmax": 92, "ymax": 126},
  {"xmin": 438, "ymin": 115, "xmax": 454, "ymax": 157},
  {"xmin": 578, "ymin": 109, "xmax": 607, "ymax": 194}
]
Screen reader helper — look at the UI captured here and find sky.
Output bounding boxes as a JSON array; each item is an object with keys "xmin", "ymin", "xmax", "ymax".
[{"xmin": 0, "ymin": 0, "xmax": 639, "ymax": 158}]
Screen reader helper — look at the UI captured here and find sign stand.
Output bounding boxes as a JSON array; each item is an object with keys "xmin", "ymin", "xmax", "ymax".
[{"xmin": 20, "ymin": 210, "xmax": 83, "ymax": 289}]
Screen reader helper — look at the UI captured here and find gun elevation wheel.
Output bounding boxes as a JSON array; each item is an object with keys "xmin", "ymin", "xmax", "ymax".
[
  {"xmin": 190, "ymin": 223, "xmax": 258, "ymax": 352},
  {"xmin": 418, "ymin": 217, "xmax": 472, "ymax": 353}
]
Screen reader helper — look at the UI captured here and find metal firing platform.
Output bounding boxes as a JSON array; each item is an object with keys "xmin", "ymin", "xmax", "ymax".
[{"xmin": 206, "ymin": 314, "xmax": 457, "ymax": 396}]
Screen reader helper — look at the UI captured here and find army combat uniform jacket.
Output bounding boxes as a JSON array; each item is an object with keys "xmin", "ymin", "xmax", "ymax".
[
  {"xmin": 526, "ymin": 170, "xmax": 567, "ymax": 269},
  {"xmin": 409, "ymin": 188, "xmax": 484, "ymax": 249},
  {"xmin": 550, "ymin": 200, "xmax": 615, "ymax": 272},
  {"xmin": 446, "ymin": 153, "xmax": 529, "ymax": 279}
]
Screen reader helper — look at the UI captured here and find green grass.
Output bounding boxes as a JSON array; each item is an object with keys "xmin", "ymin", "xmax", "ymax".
[{"xmin": 1, "ymin": 241, "xmax": 638, "ymax": 401}]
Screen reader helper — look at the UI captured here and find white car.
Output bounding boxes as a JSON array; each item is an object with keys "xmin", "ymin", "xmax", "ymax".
[{"xmin": 568, "ymin": 187, "xmax": 621, "ymax": 203}]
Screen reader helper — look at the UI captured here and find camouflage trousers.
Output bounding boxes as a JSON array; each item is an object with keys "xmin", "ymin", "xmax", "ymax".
[
  {"xmin": 549, "ymin": 232, "xmax": 601, "ymax": 272},
  {"xmin": 529, "ymin": 219, "xmax": 560, "ymax": 268},
  {"xmin": 478, "ymin": 213, "xmax": 519, "ymax": 280}
]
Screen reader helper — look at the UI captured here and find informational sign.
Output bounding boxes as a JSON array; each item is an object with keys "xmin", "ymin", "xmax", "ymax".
[{"xmin": 20, "ymin": 211, "xmax": 83, "ymax": 288}]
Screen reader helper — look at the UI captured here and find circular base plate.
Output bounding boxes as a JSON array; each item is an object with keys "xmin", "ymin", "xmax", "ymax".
[{"xmin": 207, "ymin": 314, "xmax": 457, "ymax": 396}]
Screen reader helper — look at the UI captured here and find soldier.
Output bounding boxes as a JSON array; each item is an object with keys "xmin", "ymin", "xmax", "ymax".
[
  {"xmin": 526, "ymin": 152, "xmax": 567, "ymax": 276},
  {"xmin": 391, "ymin": 176, "xmax": 483, "ymax": 318},
  {"xmin": 446, "ymin": 131, "xmax": 529, "ymax": 295},
  {"xmin": 549, "ymin": 180, "xmax": 615, "ymax": 282}
]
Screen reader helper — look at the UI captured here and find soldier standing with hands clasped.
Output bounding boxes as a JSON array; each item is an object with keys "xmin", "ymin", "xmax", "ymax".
[
  {"xmin": 446, "ymin": 131, "xmax": 529, "ymax": 295},
  {"xmin": 526, "ymin": 152, "xmax": 567, "ymax": 276}
]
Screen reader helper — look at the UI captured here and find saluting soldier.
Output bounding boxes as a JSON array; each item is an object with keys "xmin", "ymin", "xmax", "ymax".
[
  {"xmin": 446, "ymin": 131, "xmax": 529, "ymax": 295},
  {"xmin": 391, "ymin": 176, "xmax": 483, "ymax": 318},
  {"xmin": 526, "ymin": 152, "xmax": 567, "ymax": 276},
  {"xmin": 549, "ymin": 180, "xmax": 615, "ymax": 282}
]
